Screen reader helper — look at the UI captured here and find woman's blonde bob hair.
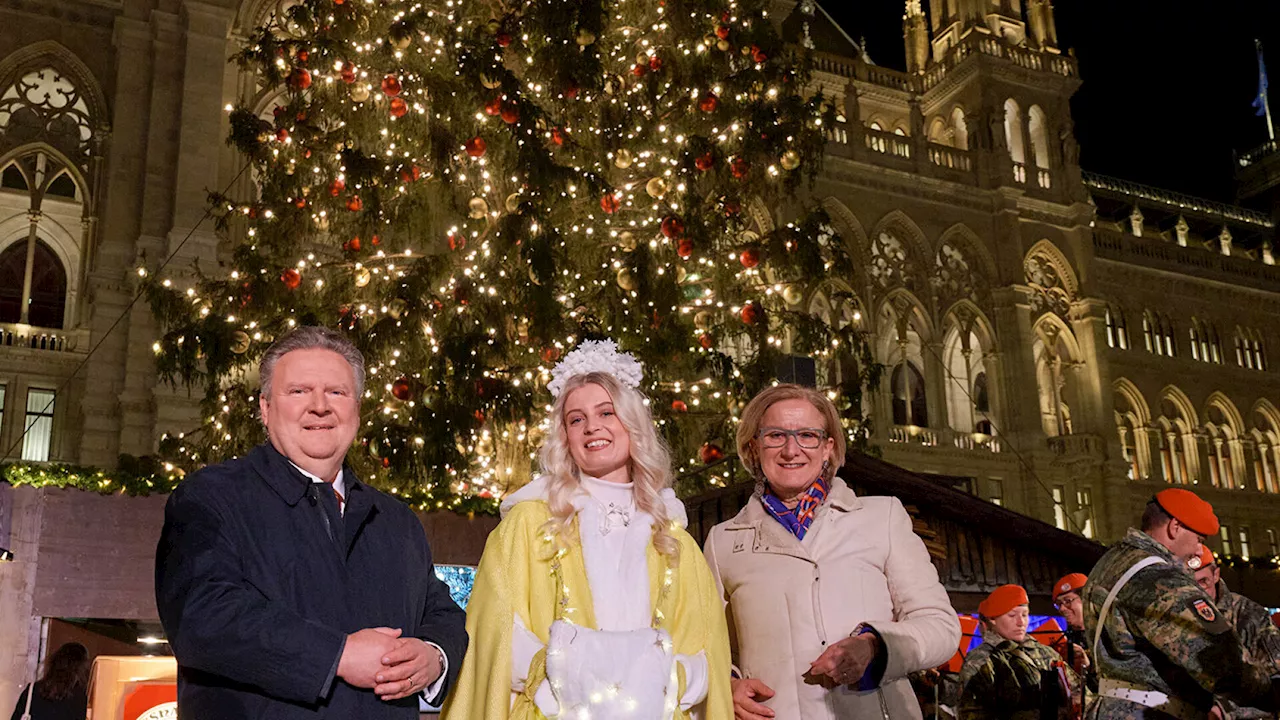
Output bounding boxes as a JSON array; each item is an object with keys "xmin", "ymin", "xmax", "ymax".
[
  {"xmin": 538, "ymin": 371, "xmax": 680, "ymax": 562},
  {"xmin": 735, "ymin": 383, "xmax": 847, "ymax": 481}
]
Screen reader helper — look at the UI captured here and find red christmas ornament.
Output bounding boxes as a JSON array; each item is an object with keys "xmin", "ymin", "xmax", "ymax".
[
  {"xmin": 731, "ymin": 157, "xmax": 749, "ymax": 179},
  {"xmin": 715, "ymin": 24, "xmax": 731, "ymax": 39},
  {"xmin": 700, "ymin": 442, "xmax": 725, "ymax": 464},
  {"xmin": 382, "ymin": 457, "xmax": 391, "ymax": 468},
  {"xmin": 346, "ymin": 196, "xmax": 363, "ymax": 212},
  {"xmin": 751, "ymin": 45, "xmax": 768, "ymax": 63},
  {"xmin": 298, "ymin": 51, "xmax": 309, "ymax": 63},
  {"xmin": 381, "ymin": 75, "xmax": 402, "ymax": 96},
  {"xmin": 275, "ymin": 128, "xmax": 290, "ymax": 143},
  {"xmin": 699, "ymin": 333, "xmax": 714, "ymax": 349},
  {"xmin": 722, "ymin": 198, "xmax": 741, "ymax": 216},
  {"xmin": 695, "ymin": 152, "xmax": 715, "ymax": 171},
  {"xmin": 448, "ymin": 232, "xmax": 466, "ymax": 251},
  {"xmin": 370, "ymin": 234, "xmax": 381, "ymax": 246},
  {"xmin": 288, "ymin": 67, "xmax": 312, "ymax": 90},
  {"xmin": 648, "ymin": 54, "xmax": 663, "ymax": 71},
  {"xmin": 631, "ymin": 63, "xmax": 647, "ymax": 78},
  {"xmin": 484, "ymin": 97, "xmax": 502, "ymax": 116},
  {"xmin": 294, "ymin": 197, "xmax": 307, "ymax": 208},
  {"xmin": 551, "ymin": 127, "xmax": 566, "ymax": 146},
  {"xmin": 500, "ymin": 104, "xmax": 520, "ymax": 124},
  {"xmin": 391, "ymin": 376, "xmax": 414, "ymax": 401},
  {"xmin": 344, "ymin": 236, "xmax": 361, "ymax": 252},
  {"xmin": 600, "ymin": 192, "xmax": 621, "ymax": 214},
  {"xmin": 671, "ymin": 400, "xmax": 688, "ymax": 413},
  {"xmin": 541, "ymin": 346, "xmax": 560, "ymax": 363},
  {"xmin": 281, "ymin": 268, "xmax": 302, "ymax": 289},
  {"xmin": 340, "ymin": 65, "xmax": 356, "ymax": 84},
  {"xmin": 399, "ymin": 165, "xmax": 423, "ymax": 183},
  {"xmin": 698, "ymin": 92, "xmax": 719, "ymax": 113},
  {"xmin": 740, "ymin": 301, "xmax": 764, "ymax": 325},
  {"xmin": 660, "ymin": 215, "xmax": 685, "ymax": 239},
  {"xmin": 474, "ymin": 409, "xmax": 487, "ymax": 423},
  {"xmin": 564, "ymin": 82, "xmax": 580, "ymax": 99},
  {"xmin": 739, "ymin": 248, "xmax": 760, "ymax": 268},
  {"xmin": 464, "ymin": 136, "xmax": 487, "ymax": 158},
  {"xmin": 677, "ymin": 238, "xmax": 694, "ymax": 259},
  {"xmin": 389, "ymin": 97, "xmax": 408, "ymax": 118},
  {"xmin": 496, "ymin": 31, "xmax": 513, "ymax": 47}
]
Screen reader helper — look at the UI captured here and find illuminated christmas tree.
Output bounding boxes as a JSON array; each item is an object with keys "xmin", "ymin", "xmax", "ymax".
[{"xmin": 144, "ymin": 0, "xmax": 875, "ymax": 510}]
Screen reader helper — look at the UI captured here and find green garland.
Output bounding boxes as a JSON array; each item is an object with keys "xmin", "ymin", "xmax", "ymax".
[{"xmin": 2, "ymin": 460, "xmax": 501, "ymax": 516}]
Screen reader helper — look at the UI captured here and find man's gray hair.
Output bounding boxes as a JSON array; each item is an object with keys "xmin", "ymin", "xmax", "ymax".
[{"xmin": 260, "ymin": 326, "xmax": 366, "ymax": 398}]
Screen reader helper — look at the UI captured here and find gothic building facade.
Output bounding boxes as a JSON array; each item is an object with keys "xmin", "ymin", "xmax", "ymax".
[{"xmin": 2, "ymin": 0, "xmax": 1280, "ymax": 570}]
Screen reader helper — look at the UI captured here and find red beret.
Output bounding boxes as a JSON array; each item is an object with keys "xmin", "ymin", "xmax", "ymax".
[
  {"xmin": 1187, "ymin": 544, "xmax": 1216, "ymax": 571},
  {"xmin": 979, "ymin": 584, "xmax": 1029, "ymax": 618},
  {"xmin": 1154, "ymin": 488, "xmax": 1219, "ymax": 536},
  {"xmin": 1052, "ymin": 573, "xmax": 1088, "ymax": 601}
]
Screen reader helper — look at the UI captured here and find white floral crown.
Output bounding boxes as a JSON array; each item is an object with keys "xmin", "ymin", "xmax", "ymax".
[{"xmin": 547, "ymin": 339, "xmax": 644, "ymax": 397}]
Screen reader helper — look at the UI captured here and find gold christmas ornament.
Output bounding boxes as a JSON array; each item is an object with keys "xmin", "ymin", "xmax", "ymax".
[
  {"xmin": 468, "ymin": 196, "xmax": 489, "ymax": 218},
  {"xmin": 618, "ymin": 231, "xmax": 638, "ymax": 252},
  {"xmin": 646, "ymin": 177, "xmax": 668, "ymax": 198},
  {"xmin": 350, "ymin": 84, "xmax": 371, "ymax": 102},
  {"xmin": 231, "ymin": 330, "xmax": 251, "ymax": 354},
  {"xmin": 576, "ymin": 28, "xmax": 596, "ymax": 46},
  {"xmin": 388, "ymin": 298, "xmax": 408, "ymax": 319},
  {"xmin": 355, "ymin": 267, "xmax": 372, "ymax": 287},
  {"xmin": 603, "ymin": 74, "xmax": 624, "ymax": 95},
  {"xmin": 782, "ymin": 284, "xmax": 804, "ymax": 305},
  {"xmin": 476, "ymin": 434, "xmax": 495, "ymax": 457},
  {"xmin": 717, "ymin": 39, "xmax": 731, "ymax": 51},
  {"xmin": 614, "ymin": 148, "xmax": 634, "ymax": 169},
  {"xmin": 676, "ymin": 265, "xmax": 688, "ymax": 284},
  {"xmin": 780, "ymin": 149, "xmax": 801, "ymax": 170},
  {"xmin": 505, "ymin": 192, "xmax": 522, "ymax": 213},
  {"xmin": 480, "ymin": 72, "xmax": 502, "ymax": 90},
  {"xmin": 694, "ymin": 309, "xmax": 713, "ymax": 330},
  {"xmin": 616, "ymin": 268, "xmax": 639, "ymax": 291}
]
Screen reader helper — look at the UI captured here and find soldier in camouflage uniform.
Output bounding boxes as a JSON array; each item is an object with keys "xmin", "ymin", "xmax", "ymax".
[
  {"xmin": 960, "ymin": 584, "xmax": 1076, "ymax": 720},
  {"xmin": 1083, "ymin": 489, "xmax": 1279, "ymax": 720},
  {"xmin": 1188, "ymin": 545, "xmax": 1280, "ymax": 719}
]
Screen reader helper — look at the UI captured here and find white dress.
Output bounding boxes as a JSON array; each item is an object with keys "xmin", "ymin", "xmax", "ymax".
[{"xmin": 501, "ymin": 476, "xmax": 709, "ymax": 718}]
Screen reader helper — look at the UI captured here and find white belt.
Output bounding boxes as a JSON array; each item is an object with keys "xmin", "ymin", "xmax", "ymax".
[{"xmin": 1097, "ymin": 678, "xmax": 1206, "ymax": 720}]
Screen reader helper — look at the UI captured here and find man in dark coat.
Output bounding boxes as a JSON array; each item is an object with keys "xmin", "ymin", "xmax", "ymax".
[{"xmin": 155, "ymin": 326, "xmax": 468, "ymax": 719}]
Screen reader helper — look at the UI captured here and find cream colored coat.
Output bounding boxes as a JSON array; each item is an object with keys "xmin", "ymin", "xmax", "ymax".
[{"xmin": 704, "ymin": 478, "xmax": 960, "ymax": 719}]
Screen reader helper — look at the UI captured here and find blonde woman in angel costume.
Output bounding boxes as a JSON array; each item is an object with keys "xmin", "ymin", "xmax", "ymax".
[{"xmin": 442, "ymin": 340, "xmax": 733, "ymax": 720}]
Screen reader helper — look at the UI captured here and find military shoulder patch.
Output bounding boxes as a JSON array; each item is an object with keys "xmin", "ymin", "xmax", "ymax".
[{"xmin": 1192, "ymin": 598, "xmax": 1217, "ymax": 622}]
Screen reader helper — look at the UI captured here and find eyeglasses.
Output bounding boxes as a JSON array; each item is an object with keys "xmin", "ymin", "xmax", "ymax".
[
  {"xmin": 1054, "ymin": 595, "xmax": 1082, "ymax": 610},
  {"xmin": 757, "ymin": 428, "xmax": 828, "ymax": 449}
]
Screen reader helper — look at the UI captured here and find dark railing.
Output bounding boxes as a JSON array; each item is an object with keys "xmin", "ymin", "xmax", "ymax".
[
  {"xmin": 1084, "ymin": 171, "xmax": 1273, "ymax": 228},
  {"xmin": 1237, "ymin": 140, "xmax": 1278, "ymax": 168},
  {"xmin": 1092, "ymin": 227, "xmax": 1280, "ymax": 289}
]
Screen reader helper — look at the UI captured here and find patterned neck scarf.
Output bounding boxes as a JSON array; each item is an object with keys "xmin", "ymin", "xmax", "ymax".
[{"xmin": 761, "ymin": 475, "xmax": 830, "ymax": 540}]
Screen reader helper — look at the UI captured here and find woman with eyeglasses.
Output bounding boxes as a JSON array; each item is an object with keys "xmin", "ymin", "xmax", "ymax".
[{"xmin": 703, "ymin": 384, "xmax": 960, "ymax": 720}]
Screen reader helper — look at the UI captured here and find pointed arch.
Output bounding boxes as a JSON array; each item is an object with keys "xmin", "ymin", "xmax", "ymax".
[
  {"xmin": 1003, "ymin": 98, "xmax": 1025, "ymax": 164},
  {"xmin": 0, "ymin": 41, "xmax": 108, "ymax": 127},
  {"xmin": 941, "ymin": 299, "xmax": 997, "ymax": 351},
  {"xmin": 941, "ymin": 301, "xmax": 999, "ymax": 435},
  {"xmin": 1203, "ymin": 392, "xmax": 1245, "ymax": 433},
  {"xmin": 1024, "ymin": 238, "xmax": 1079, "ymax": 298},
  {"xmin": 1113, "ymin": 378, "xmax": 1151, "ymax": 427},
  {"xmin": 1251, "ymin": 399, "xmax": 1280, "ymax": 433},
  {"xmin": 871, "ymin": 209, "xmax": 931, "ymax": 262},
  {"xmin": 0, "ymin": 142, "xmax": 92, "ymax": 205},
  {"xmin": 1159, "ymin": 386, "xmax": 1198, "ymax": 429},
  {"xmin": 1032, "ymin": 312, "xmax": 1081, "ymax": 361},
  {"xmin": 1028, "ymin": 105, "xmax": 1051, "ymax": 169},
  {"xmin": 938, "ymin": 223, "xmax": 997, "ymax": 281},
  {"xmin": 821, "ymin": 197, "xmax": 870, "ymax": 269}
]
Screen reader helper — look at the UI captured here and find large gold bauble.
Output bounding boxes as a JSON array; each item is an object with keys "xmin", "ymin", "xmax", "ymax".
[
  {"xmin": 388, "ymin": 298, "xmax": 408, "ymax": 319},
  {"xmin": 780, "ymin": 149, "xmax": 801, "ymax": 171},
  {"xmin": 230, "ymin": 330, "xmax": 251, "ymax": 354},
  {"xmin": 782, "ymin": 284, "xmax": 804, "ymax": 305},
  {"xmin": 614, "ymin": 148, "xmax": 634, "ymax": 169},
  {"xmin": 646, "ymin": 177, "xmax": 668, "ymax": 198},
  {"xmin": 505, "ymin": 192, "xmax": 522, "ymax": 213},
  {"xmin": 694, "ymin": 310, "xmax": 713, "ymax": 330},
  {"xmin": 350, "ymin": 84, "xmax": 371, "ymax": 102},
  {"xmin": 616, "ymin": 268, "xmax": 639, "ymax": 291},
  {"xmin": 618, "ymin": 231, "xmax": 638, "ymax": 252},
  {"xmin": 676, "ymin": 266, "xmax": 688, "ymax": 284},
  {"xmin": 468, "ymin": 196, "xmax": 489, "ymax": 219},
  {"xmin": 354, "ymin": 267, "xmax": 372, "ymax": 287}
]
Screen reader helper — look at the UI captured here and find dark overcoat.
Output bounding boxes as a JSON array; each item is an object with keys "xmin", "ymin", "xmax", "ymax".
[{"xmin": 155, "ymin": 442, "xmax": 468, "ymax": 719}]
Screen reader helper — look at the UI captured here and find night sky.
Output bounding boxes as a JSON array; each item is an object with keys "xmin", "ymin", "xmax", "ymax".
[{"xmin": 823, "ymin": 1, "xmax": 1280, "ymax": 203}]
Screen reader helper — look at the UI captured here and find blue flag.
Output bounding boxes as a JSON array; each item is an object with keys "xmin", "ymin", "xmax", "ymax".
[{"xmin": 1254, "ymin": 39, "xmax": 1270, "ymax": 117}]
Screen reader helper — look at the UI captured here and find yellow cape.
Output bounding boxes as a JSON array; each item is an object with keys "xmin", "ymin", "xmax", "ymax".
[{"xmin": 441, "ymin": 500, "xmax": 734, "ymax": 719}]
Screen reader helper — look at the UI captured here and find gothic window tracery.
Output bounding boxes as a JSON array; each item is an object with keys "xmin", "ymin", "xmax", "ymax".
[
  {"xmin": 869, "ymin": 230, "xmax": 915, "ymax": 291},
  {"xmin": 0, "ymin": 66, "xmax": 94, "ymax": 168},
  {"xmin": 1023, "ymin": 247, "xmax": 1074, "ymax": 320}
]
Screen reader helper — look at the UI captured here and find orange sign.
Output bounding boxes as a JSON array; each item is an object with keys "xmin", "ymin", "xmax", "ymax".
[{"xmin": 122, "ymin": 683, "xmax": 177, "ymax": 720}]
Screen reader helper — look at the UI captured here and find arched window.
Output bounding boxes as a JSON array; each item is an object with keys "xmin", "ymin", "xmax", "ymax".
[
  {"xmin": 891, "ymin": 361, "xmax": 928, "ymax": 427},
  {"xmin": 1205, "ymin": 403, "xmax": 1244, "ymax": 489},
  {"xmin": 1105, "ymin": 306, "xmax": 1129, "ymax": 349},
  {"xmin": 1235, "ymin": 328, "xmax": 1265, "ymax": 370},
  {"xmin": 1250, "ymin": 409, "xmax": 1280, "ymax": 494},
  {"xmin": 0, "ymin": 238, "xmax": 66, "ymax": 327},
  {"xmin": 1027, "ymin": 105, "xmax": 1050, "ymax": 169},
  {"xmin": 951, "ymin": 107, "xmax": 968, "ymax": 151},
  {"xmin": 1003, "ymin": 98, "xmax": 1025, "ymax": 165}
]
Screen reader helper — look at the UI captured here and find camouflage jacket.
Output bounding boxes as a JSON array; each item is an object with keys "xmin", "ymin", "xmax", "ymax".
[
  {"xmin": 1216, "ymin": 579, "xmax": 1280, "ymax": 720},
  {"xmin": 958, "ymin": 636, "xmax": 1075, "ymax": 720},
  {"xmin": 1082, "ymin": 529, "xmax": 1275, "ymax": 719}
]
